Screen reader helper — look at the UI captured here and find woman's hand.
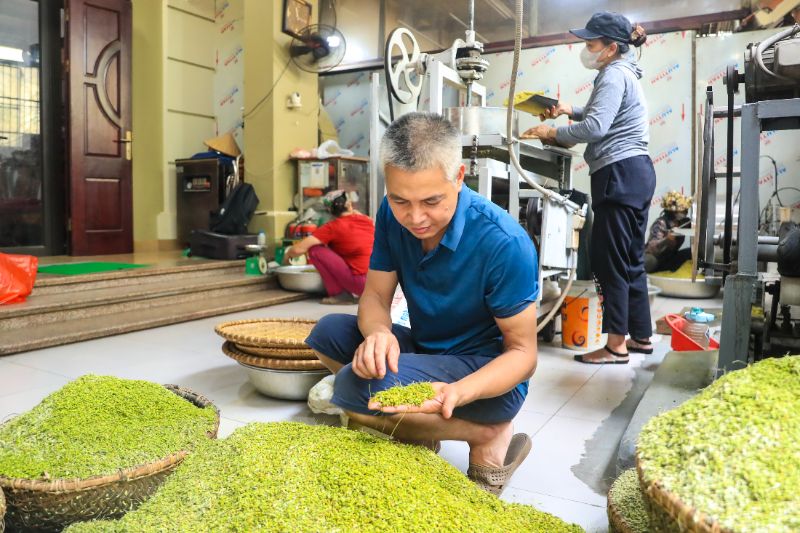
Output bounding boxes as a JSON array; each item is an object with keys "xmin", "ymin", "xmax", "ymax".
[
  {"xmin": 521, "ymin": 124, "xmax": 557, "ymax": 144},
  {"xmin": 368, "ymin": 382, "xmax": 466, "ymax": 419},
  {"xmin": 352, "ymin": 330, "xmax": 400, "ymax": 379},
  {"xmin": 538, "ymin": 102, "xmax": 572, "ymax": 121}
]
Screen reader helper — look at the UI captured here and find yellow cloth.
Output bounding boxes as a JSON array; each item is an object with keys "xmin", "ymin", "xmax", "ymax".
[{"xmin": 504, "ymin": 91, "xmax": 555, "ymax": 116}]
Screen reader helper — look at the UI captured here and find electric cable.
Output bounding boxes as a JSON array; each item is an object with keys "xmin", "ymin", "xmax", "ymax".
[
  {"xmin": 508, "ymin": 0, "xmax": 580, "ymax": 333},
  {"xmin": 243, "ymin": 58, "xmax": 292, "ymax": 119}
]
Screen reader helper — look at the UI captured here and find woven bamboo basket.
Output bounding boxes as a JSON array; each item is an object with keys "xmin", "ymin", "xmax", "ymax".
[
  {"xmin": 214, "ymin": 318, "xmax": 317, "ymax": 348},
  {"xmin": 608, "ymin": 501, "xmax": 632, "ymax": 533},
  {"xmin": 607, "ymin": 469, "xmax": 649, "ymax": 533},
  {"xmin": 222, "ymin": 341, "xmax": 326, "ymax": 370},
  {"xmin": 234, "ymin": 343, "xmax": 317, "ymax": 359},
  {"xmin": 0, "ymin": 486, "xmax": 5, "ymax": 533},
  {"xmin": 0, "ymin": 385, "xmax": 220, "ymax": 532},
  {"xmin": 635, "ymin": 455, "xmax": 732, "ymax": 533}
]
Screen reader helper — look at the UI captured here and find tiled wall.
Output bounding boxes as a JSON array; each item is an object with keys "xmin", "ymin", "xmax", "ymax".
[{"xmin": 320, "ymin": 30, "xmax": 800, "ymax": 226}]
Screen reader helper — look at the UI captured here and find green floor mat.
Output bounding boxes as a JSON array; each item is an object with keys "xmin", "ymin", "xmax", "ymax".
[{"xmin": 37, "ymin": 262, "xmax": 149, "ymax": 276}]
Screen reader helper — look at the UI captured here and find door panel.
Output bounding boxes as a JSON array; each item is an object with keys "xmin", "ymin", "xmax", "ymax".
[{"xmin": 67, "ymin": 0, "xmax": 132, "ymax": 255}]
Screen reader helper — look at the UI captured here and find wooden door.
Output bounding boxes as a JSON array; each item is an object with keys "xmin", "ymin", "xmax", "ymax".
[{"xmin": 66, "ymin": 0, "xmax": 132, "ymax": 255}]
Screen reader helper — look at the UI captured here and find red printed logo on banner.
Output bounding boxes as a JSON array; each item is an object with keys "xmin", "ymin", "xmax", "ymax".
[
  {"xmin": 349, "ymin": 99, "xmax": 368, "ymax": 117},
  {"xmin": 652, "ymin": 144, "xmax": 679, "ymax": 165},
  {"xmin": 649, "ymin": 105, "xmax": 673, "ymax": 127},
  {"xmin": 224, "ymin": 46, "xmax": 243, "ymax": 66},
  {"xmin": 324, "ymin": 90, "xmax": 342, "ymax": 107},
  {"xmin": 531, "ymin": 48, "xmax": 556, "ymax": 68},
  {"xmin": 650, "ymin": 63, "xmax": 680, "ymax": 85},
  {"xmin": 499, "ymin": 71, "xmax": 524, "ymax": 90},
  {"xmin": 215, "ymin": 1, "xmax": 230, "ymax": 20}
]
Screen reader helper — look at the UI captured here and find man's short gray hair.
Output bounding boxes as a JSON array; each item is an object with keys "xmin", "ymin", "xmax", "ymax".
[{"xmin": 379, "ymin": 112, "xmax": 462, "ymax": 182}]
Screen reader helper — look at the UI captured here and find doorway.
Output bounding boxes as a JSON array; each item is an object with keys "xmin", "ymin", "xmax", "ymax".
[{"xmin": 0, "ymin": 0, "xmax": 65, "ymax": 256}]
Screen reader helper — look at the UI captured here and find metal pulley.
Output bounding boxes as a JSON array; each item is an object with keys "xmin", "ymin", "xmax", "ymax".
[{"xmin": 384, "ymin": 28, "xmax": 424, "ymax": 105}]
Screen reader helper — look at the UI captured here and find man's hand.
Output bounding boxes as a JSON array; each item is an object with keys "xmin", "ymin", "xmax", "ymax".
[
  {"xmin": 368, "ymin": 382, "xmax": 466, "ymax": 419},
  {"xmin": 352, "ymin": 330, "xmax": 400, "ymax": 379}
]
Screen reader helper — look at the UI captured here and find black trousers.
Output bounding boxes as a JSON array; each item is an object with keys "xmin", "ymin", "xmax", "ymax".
[{"xmin": 589, "ymin": 155, "xmax": 657, "ymax": 339}]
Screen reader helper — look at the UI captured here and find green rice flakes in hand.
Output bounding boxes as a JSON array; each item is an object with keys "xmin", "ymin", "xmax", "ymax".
[{"xmin": 369, "ymin": 382, "xmax": 436, "ymax": 407}]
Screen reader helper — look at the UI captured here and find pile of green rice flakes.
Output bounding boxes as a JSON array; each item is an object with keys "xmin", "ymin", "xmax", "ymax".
[
  {"xmin": 67, "ymin": 422, "xmax": 582, "ymax": 532},
  {"xmin": 0, "ymin": 375, "xmax": 217, "ymax": 480},
  {"xmin": 637, "ymin": 356, "xmax": 800, "ymax": 532}
]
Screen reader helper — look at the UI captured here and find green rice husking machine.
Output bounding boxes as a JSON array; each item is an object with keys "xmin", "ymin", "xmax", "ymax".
[
  {"xmin": 696, "ymin": 24, "xmax": 800, "ymax": 368},
  {"xmin": 368, "ymin": 0, "xmax": 588, "ymax": 342}
]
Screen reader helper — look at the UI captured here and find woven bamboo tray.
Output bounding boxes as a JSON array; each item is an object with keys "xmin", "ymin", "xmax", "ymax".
[
  {"xmin": 234, "ymin": 343, "xmax": 317, "ymax": 359},
  {"xmin": 0, "ymin": 385, "xmax": 220, "ymax": 533},
  {"xmin": 215, "ymin": 318, "xmax": 317, "ymax": 348},
  {"xmin": 608, "ymin": 500, "xmax": 632, "ymax": 533},
  {"xmin": 607, "ymin": 470, "xmax": 649, "ymax": 533},
  {"xmin": 222, "ymin": 342, "xmax": 326, "ymax": 370},
  {"xmin": 635, "ymin": 456, "xmax": 731, "ymax": 533},
  {"xmin": 0, "ymin": 485, "xmax": 5, "ymax": 533}
]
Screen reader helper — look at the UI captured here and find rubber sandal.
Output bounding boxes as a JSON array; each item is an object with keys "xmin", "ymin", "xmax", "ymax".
[
  {"xmin": 627, "ymin": 337, "xmax": 653, "ymax": 354},
  {"xmin": 573, "ymin": 345, "xmax": 629, "ymax": 365},
  {"xmin": 467, "ymin": 433, "xmax": 532, "ymax": 496}
]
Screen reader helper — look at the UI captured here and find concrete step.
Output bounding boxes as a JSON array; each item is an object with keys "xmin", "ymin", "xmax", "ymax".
[
  {"xmin": 32, "ymin": 260, "xmax": 246, "ymax": 295},
  {"xmin": 0, "ymin": 289, "xmax": 308, "ymax": 355},
  {"xmin": 0, "ymin": 272, "xmax": 274, "ymax": 324},
  {"xmin": 0, "ymin": 278, "xmax": 286, "ymax": 331}
]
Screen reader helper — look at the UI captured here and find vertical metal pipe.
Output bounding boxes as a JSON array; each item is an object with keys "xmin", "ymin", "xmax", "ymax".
[{"xmin": 468, "ymin": 0, "xmax": 475, "ymax": 32}]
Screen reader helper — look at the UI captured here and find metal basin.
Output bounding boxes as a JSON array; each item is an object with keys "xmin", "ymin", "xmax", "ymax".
[
  {"xmin": 648, "ymin": 284, "xmax": 662, "ymax": 306},
  {"xmin": 275, "ymin": 265, "xmax": 325, "ymax": 293},
  {"xmin": 239, "ymin": 363, "xmax": 331, "ymax": 401},
  {"xmin": 648, "ymin": 275, "xmax": 720, "ymax": 299},
  {"xmin": 443, "ymin": 106, "xmax": 518, "ymax": 138}
]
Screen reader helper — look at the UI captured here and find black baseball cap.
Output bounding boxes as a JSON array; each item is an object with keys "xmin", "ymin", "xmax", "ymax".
[{"xmin": 570, "ymin": 11, "xmax": 632, "ymax": 43}]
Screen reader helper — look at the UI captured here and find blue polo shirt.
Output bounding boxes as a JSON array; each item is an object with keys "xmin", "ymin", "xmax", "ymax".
[{"xmin": 370, "ymin": 185, "xmax": 539, "ymax": 357}]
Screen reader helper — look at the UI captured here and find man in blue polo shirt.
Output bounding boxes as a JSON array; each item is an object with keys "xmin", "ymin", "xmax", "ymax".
[{"xmin": 305, "ymin": 112, "xmax": 539, "ymax": 495}]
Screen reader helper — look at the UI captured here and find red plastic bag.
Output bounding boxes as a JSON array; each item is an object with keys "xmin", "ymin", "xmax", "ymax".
[{"xmin": 0, "ymin": 253, "xmax": 38, "ymax": 305}]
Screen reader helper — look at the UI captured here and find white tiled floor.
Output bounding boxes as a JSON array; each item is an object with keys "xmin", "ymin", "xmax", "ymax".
[{"xmin": 0, "ymin": 295, "xmax": 715, "ymax": 532}]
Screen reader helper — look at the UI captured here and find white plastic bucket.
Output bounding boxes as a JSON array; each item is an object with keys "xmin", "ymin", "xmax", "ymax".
[{"xmin": 559, "ymin": 279, "xmax": 604, "ymax": 351}]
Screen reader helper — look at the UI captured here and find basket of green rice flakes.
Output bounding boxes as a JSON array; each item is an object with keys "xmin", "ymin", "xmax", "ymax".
[
  {"xmin": 0, "ymin": 375, "xmax": 219, "ymax": 532},
  {"xmin": 636, "ymin": 356, "xmax": 800, "ymax": 532}
]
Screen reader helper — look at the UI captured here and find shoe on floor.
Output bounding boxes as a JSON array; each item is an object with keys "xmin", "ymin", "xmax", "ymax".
[
  {"xmin": 467, "ymin": 433, "xmax": 532, "ymax": 496},
  {"xmin": 573, "ymin": 345, "xmax": 630, "ymax": 364},
  {"xmin": 626, "ymin": 337, "xmax": 653, "ymax": 354},
  {"xmin": 320, "ymin": 292, "xmax": 359, "ymax": 305}
]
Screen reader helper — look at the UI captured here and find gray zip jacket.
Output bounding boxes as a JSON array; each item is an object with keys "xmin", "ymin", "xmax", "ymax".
[{"xmin": 555, "ymin": 56, "xmax": 649, "ymax": 174}]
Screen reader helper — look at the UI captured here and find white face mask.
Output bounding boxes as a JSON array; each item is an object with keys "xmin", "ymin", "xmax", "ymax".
[{"xmin": 580, "ymin": 45, "xmax": 607, "ymax": 70}]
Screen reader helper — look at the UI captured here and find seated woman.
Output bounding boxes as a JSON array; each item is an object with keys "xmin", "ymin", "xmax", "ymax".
[
  {"xmin": 644, "ymin": 191, "xmax": 692, "ymax": 274},
  {"xmin": 284, "ymin": 191, "xmax": 375, "ymax": 304}
]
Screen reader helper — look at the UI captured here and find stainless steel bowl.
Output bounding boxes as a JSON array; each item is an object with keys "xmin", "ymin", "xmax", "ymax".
[
  {"xmin": 274, "ymin": 265, "xmax": 325, "ymax": 293},
  {"xmin": 647, "ymin": 284, "xmax": 662, "ymax": 306},
  {"xmin": 238, "ymin": 363, "xmax": 331, "ymax": 401},
  {"xmin": 648, "ymin": 275, "xmax": 720, "ymax": 299},
  {"xmin": 443, "ymin": 106, "xmax": 519, "ymax": 138}
]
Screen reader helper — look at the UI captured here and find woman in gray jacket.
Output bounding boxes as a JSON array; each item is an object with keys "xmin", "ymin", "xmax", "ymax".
[{"xmin": 522, "ymin": 12, "xmax": 655, "ymax": 364}]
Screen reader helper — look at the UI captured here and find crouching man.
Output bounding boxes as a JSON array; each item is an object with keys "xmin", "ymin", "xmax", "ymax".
[{"xmin": 306, "ymin": 112, "xmax": 539, "ymax": 495}]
